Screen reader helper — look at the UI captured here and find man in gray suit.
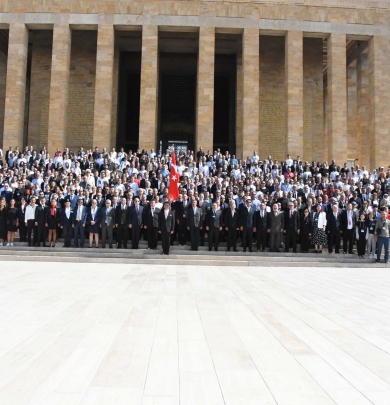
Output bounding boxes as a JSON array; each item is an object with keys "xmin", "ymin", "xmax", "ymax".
[
  {"xmin": 267, "ymin": 202, "xmax": 284, "ymax": 252},
  {"xmin": 206, "ymin": 202, "xmax": 223, "ymax": 251},
  {"xmin": 101, "ymin": 199, "xmax": 116, "ymax": 248},
  {"xmin": 187, "ymin": 199, "xmax": 202, "ymax": 251}
]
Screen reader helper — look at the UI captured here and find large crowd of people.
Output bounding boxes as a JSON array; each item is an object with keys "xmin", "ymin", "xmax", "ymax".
[{"xmin": 0, "ymin": 145, "xmax": 390, "ymax": 262}]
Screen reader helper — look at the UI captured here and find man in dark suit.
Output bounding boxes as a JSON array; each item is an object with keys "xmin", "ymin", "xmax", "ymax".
[
  {"xmin": 240, "ymin": 198, "xmax": 255, "ymax": 252},
  {"xmin": 159, "ymin": 201, "xmax": 175, "ymax": 255},
  {"xmin": 205, "ymin": 202, "xmax": 222, "ymax": 251},
  {"xmin": 72, "ymin": 197, "xmax": 87, "ymax": 247},
  {"xmin": 224, "ymin": 200, "xmax": 239, "ymax": 252},
  {"xmin": 143, "ymin": 198, "xmax": 160, "ymax": 249},
  {"xmin": 186, "ymin": 199, "xmax": 202, "ymax": 251},
  {"xmin": 116, "ymin": 196, "xmax": 129, "ymax": 249},
  {"xmin": 174, "ymin": 194, "xmax": 190, "ymax": 246},
  {"xmin": 34, "ymin": 196, "xmax": 48, "ymax": 247},
  {"xmin": 326, "ymin": 204, "xmax": 341, "ymax": 254},
  {"xmin": 254, "ymin": 202, "xmax": 268, "ymax": 252},
  {"xmin": 128, "ymin": 196, "xmax": 143, "ymax": 249},
  {"xmin": 101, "ymin": 199, "xmax": 116, "ymax": 248},
  {"xmin": 60, "ymin": 199, "xmax": 73, "ymax": 247},
  {"xmin": 283, "ymin": 202, "xmax": 300, "ymax": 253},
  {"xmin": 340, "ymin": 202, "xmax": 355, "ymax": 254}
]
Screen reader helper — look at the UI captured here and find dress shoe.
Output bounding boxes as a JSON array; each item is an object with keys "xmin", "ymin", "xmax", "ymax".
[{"xmin": 233, "ymin": 249, "xmax": 238, "ymax": 252}]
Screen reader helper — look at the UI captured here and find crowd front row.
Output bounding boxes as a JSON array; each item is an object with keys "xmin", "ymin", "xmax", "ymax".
[{"xmin": 0, "ymin": 194, "xmax": 389, "ymax": 262}]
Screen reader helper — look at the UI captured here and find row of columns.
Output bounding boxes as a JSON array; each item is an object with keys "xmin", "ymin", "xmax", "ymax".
[{"xmin": 2, "ymin": 23, "xmax": 389, "ymax": 168}]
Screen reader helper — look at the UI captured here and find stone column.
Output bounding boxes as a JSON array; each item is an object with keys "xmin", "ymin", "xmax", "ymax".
[
  {"xmin": 242, "ymin": 28, "xmax": 259, "ymax": 160},
  {"xmin": 327, "ymin": 33, "xmax": 347, "ymax": 163},
  {"xmin": 236, "ymin": 55, "xmax": 243, "ymax": 159},
  {"xmin": 368, "ymin": 36, "xmax": 390, "ymax": 169},
  {"xmin": 196, "ymin": 26, "xmax": 215, "ymax": 153},
  {"xmin": 285, "ymin": 31, "xmax": 303, "ymax": 159},
  {"xmin": 139, "ymin": 25, "xmax": 158, "ymax": 151},
  {"xmin": 347, "ymin": 62, "xmax": 357, "ymax": 159},
  {"xmin": 3, "ymin": 23, "xmax": 28, "ymax": 150},
  {"xmin": 356, "ymin": 51, "xmax": 369, "ymax": 165},
  {"xmin": 93, "ymin": 24, "xmax": 114, "ymax": 150},
  {"xmin": 47, "ymin": 24, "xmax": 71, "ymax": 154}
]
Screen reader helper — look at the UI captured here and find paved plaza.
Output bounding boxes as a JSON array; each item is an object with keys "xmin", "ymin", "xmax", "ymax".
[{"xmin": 0, "ymin": 262, "xmax": 389, "ymax": 404}]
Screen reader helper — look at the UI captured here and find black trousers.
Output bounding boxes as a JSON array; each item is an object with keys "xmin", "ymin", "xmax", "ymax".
[
  {"xmin": 27, "ymin": 220, "xmax": 36, "ymax": 246},
  {"xmin": 242, "ymin": 226, "xmax": 253, "ymax": 251},
  {"xmin": 19, "ymin": 221, "xmax": 27, "ymax": 241},
  {"xmin": 148, "ymin": 226, "xmax": 159, "ymax": 249},
  {"xmin": 178, "ymin": 219, "xmax": 187, "ymax": 245},
  {"xmin": 161, "ymin": 230, "xmax": 171, "ymax": 254},
  {"xmin": 36, "ymin": 222, "xmax": 47, "ymax": 246},
  {"xmin": 300, "ymin": 230, "xmax": 310, "ymax": 252},
  {"xmin": 200, "ymin": 226, "xmax": 206, "ymax": 246},
  {"xmin": 190, "ymin": 226, "xmax": 200, "ymax": 250},
  {"xmin": 208, "ymin": 227, "xmax": 220, "ymax": 249},
  {"xmin": 226, "ymin": 228, "xmax": 237, "ymax": 251},
  {"xmin": 131, "ymin": 224, "xmax": 141, "ymax": 248},
  {"xmin": 63, "ymin": 225, "xmax": 72, "ymax": 247},
  {"xmin": 117, "ymin": 224, "xmax": 128, "ymax": 248},
  {"xmin": 328, "ymin": 231, "xmax": 340, "ymax": 253},
  {"xmin": 343, "ymin": 229, "xmax": 354, "ymax": 253},
  {"xmin": 256, "ymin": 228, "xmax": 267, "ymax": 250},
  {"xmin": 284, "ymin": 229, "xmax": 297, "ymax": 252},
  {"xmin": 357, "ymin": 237, "xmax": 366, "ymax": 256}
]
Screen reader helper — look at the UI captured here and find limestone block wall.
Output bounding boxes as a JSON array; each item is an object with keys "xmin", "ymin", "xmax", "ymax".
[
  {"xmin": 0, "ymin": 50, "xmax": 6, "ymax": 149},
  {"xmin": 28, "ymin": 30, "xmax": 52, "ymax": 150},
  {"xmin": 259, "ymin": 36, "xmax": 286, "ymax": 161},
  {"xmin": 303, "ymin": 38, "xmax": 324, "ymax": 163},
  {"xmin": 347, "ymin": 62, "xmax": 358, "ymax": 160},
  {"xmin": 66, "ymin": 31, "xmax": 97, "ymax": 152}
]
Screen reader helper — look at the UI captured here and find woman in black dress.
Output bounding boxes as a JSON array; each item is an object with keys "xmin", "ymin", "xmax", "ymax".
[
  {"xmin": 18, "ymin": 197, "xmax": 28, "ymax": 242},
  {"xmin": 45, "ymin": 199, "xmax": 61, "ymax": 247},
  {"xmin": 0, "ymin": 198, "xmax": 7, "ymax": 246},
  {"xmin": 6, "ymin": 198, "xmax": 18, "ymax": 247},
  {"xmin": 300, "ymin": 207, "xmax": 313, "ymax": 253}
]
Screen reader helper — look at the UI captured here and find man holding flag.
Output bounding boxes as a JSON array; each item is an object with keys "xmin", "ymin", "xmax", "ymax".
[{"xmin": 168, "ymin": 148, "xmax": 179, "ymax": 201}]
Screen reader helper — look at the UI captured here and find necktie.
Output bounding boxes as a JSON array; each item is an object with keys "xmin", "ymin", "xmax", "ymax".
[
  {"xmin": 152, "ymin": 209, "xmax": 154, "ymax": 216},
  {"xmin": 232, "ymin": 211, "xmax": 234, "ymax": 217},
  {"xmin": 261, "ymin": 211, "xmax": 264, "ymax": 218},
  {"xmin": 165, "ymin": 211, "xmax": 168, "ymax": 219},
  {"xmin": 290, "ymin": 211, "xmax": 292, "ymax": 219},
  {"xmin": 136, "ymin": 206, "xmax": 138, "ymax": 214}
]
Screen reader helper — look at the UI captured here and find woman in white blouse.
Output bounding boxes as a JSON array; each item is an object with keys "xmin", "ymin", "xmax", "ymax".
[{"xmin": 311, "ymin": 204, "xmax": 327, "ymax": 253}]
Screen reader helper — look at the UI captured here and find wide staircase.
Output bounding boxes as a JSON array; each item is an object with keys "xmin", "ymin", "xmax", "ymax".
[{"xmin": 0, "ymin": 239, "xmax": 382, "ymax": 267}]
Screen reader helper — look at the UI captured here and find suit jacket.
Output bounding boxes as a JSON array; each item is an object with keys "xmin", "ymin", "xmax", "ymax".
[
  {"xmin": 61, "ymin": 208, "xmax": 74, "ymax": 227},
  {"xmin": 34, "ymin": 204, "xmax": 47, "ymax": 223},
  {"xmin": 73, "ymin": 205, "xmax": 88, "ymax": 225},
  {"xmin": 224, "ymin": 209, "xmax": 239, "ymax": 229},
  {"xmin": 45, "ymin": 207, "xmax": 61, "ymax": 224},
  {"xmin": 340, "ymin": 210, "xmax": 356, "ymax": 232},
  {"xmin": 87, "ymin": 207, "xmax": 102, "ymax": 225},
  {"xmin": 116, "ymin": 205, "xmax": 130, "ymax": 226},
  {"xmin": 284, "ymin": 210, "xmax": 300, "ymax": 232},
  {"xmin": 239, "ymin": 206, "xmax": 256, "ymax": 228},
  {"xmin": 129, "ymin": 205, "xmax": 144, "ymax": 227},
  {"xmin": 101, "ymin": 207, "xmax": 116, "ymax": 227},
  {"xmin": 159, "ymin": 209, "xmax": 175, "ymax": 233},
  {"xmin": 206, "ymin": 209, "xmax": 222, "ymax": 228},
  {"xmin": 326, "ymin": 210, "xmax": 341, "ymax": 233},
  {"xmin": 267, "ymin": 211, "xmax": 284, "ymax": 232},
  {"xmin": 174, "ymin": 200, "xmax": 190, "ymax": 222},
  {"xmin": 143, "ymin": 205, "xmax": 160, "ymax": 228},
  {"xmin": 254, "ymin": 210, "xmax": 268, "ymax": 230},
  {"xmin": 187, "ymin": 206, "xmax": 202, "ymax": 228}
]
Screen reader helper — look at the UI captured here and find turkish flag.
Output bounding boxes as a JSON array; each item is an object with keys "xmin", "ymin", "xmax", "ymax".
[{"xmin": 168, "ymin": 150, "xmax": 179, "ymax": 201}]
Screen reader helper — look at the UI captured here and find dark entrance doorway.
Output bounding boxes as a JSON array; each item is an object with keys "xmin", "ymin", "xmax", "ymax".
[
  {"xmin": 117, "ymin": 51, "xmax": 141, "ymax": 152},
  {"xmin": 158, "ymin": 53, "xmax": 197, "ymax": 153}
]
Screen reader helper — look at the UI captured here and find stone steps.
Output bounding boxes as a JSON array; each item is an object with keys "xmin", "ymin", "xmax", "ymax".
[{"xmin": 0, "ymin": 246, "xmax": 382, "ymax": 267}]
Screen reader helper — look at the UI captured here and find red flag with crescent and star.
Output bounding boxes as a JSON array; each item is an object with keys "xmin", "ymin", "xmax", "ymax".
[{"xmin": 168, "ymin": 150, "xmax": 179, "ymax": 201}]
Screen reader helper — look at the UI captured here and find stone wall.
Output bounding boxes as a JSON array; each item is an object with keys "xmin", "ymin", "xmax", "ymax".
[
  {"xmin": 303, "ymin": 38, "xmax": 324, "ymax": 163},
  {"xmin": 28, "ymin": 30, "xmax": 52, "ymax": 150},
  {"xmin": 66, "ymin": 30, "xmax": 97, "ymax": 152},
  {"xmin": 259, "ymin": 36, "xmax": 286, "ymax": 161},
  {"xmin": 0, "ymin": 50, "xmax": 6, "ymax": 149}
]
